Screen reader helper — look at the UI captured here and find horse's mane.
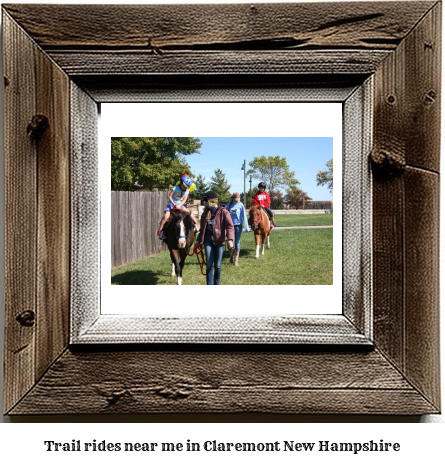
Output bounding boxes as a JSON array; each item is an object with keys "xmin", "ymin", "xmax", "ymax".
[
  {"xmin": 249, "ymin": 204, "xmax": 261, "ymax": 216},
  {"xmin": 168, "ymin": 209, "xmax": 193, "ymax": 231}
]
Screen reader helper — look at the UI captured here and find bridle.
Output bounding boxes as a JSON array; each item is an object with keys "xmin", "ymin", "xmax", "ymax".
[
  {"xmin": 250, "ymin": 208, "xmax": 262, "ymax": 230},
  {"xmin": 175, "ymin": 215, "xmax": 188, "ymax": 240}
]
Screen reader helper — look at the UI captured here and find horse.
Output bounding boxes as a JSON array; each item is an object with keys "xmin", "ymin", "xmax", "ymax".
[
  {"xmin": 248, "ymin": 204, "xmax": 272, "ymax": 259},
  {"xmin": 164, "ymin": 209, "xmax": 195, "ymax": 285}
]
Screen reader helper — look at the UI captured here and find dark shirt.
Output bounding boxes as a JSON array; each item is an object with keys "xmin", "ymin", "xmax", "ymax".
[{"xmin": 205, "ymin": 209, "xmax": 216, "ymax": 237}]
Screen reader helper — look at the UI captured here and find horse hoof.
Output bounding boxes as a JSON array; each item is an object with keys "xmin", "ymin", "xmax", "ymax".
[
  {"xmin": 171, "ymin": 273, "xmax": 175, "ymax": 277},
  {"xmin": 254, "ymin": 256, "xmax": 259, "ymax": 259}
]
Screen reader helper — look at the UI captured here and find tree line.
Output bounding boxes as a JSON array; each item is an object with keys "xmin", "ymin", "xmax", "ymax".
[{"xmin": 111, "ymin": 137, "xmax": 333, "ymax": 208}]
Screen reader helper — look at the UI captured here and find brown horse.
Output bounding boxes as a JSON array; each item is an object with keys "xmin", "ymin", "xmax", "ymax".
[{"xmin": 248, "ymin": 204, "xmax": 272, "ymax": 259}]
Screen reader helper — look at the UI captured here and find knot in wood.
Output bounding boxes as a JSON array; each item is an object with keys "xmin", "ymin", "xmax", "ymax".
[
  {"xmin": 27, "ymin": 115, "xmax": 49, "ymax": 140},
  {"xmin": 370, "ymin": 149, "xmax": 405, "ymax": 177},
  {"xmin": 154, "ymin": 386, "xmax": 191, "ymax": 400},
  {"xmin": 16, "ymin": 310, "xmax": 35, "ymax": 327}
]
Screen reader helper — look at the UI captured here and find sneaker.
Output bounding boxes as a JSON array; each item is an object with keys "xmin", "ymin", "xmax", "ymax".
[
  {"xmin": 194, "ymin": 224, "xmax": 200, "ymax": 233},
  {"xmin": 160, "ymin": 232, "xmax": 167, "ymax": 240},
  {"xmin": 271, "ymin": 223, "xmax": 275, "ymax": 229},
  {"xmin": 157, "ymin": 228, "xmax": 162, "ymax": 236}
]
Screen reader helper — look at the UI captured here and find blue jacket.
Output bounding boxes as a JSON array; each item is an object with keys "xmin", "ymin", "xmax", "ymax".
[{"xmin": 226, "ymin": 201, "xmax": 249, "ymax": 232}]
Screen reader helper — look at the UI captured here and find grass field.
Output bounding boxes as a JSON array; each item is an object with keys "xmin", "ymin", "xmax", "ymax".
[
  {"xmin": 273, "ymin": 213, "xmax": 333, "ymax": 228},
  {"xmin": 111, "ymin": 226, "xmax": 333, "ymax": 286}
]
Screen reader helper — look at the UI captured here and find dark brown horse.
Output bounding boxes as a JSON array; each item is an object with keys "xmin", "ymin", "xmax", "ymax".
[
  {"xmin": 164, "ymin": 209, "xmax": 195, "ymax": 285},
  {"xmin": 248, "ymin": 204, "xmax": 272, "ymax": 259}
]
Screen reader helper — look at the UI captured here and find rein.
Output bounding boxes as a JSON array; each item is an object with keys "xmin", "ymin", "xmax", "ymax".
[
  {"xmin": 186, "ymin": 242, "xmax": 207, "ymax": 276},
  {"xmin": 251, "ymin": 209, "xmax": 262, "ymax": 229}
]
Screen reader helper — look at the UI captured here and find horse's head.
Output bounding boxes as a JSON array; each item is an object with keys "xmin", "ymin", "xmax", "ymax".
[
  {"xmin": 173, "ymin": 211, "xmax": 190, "ymax": 248},
  {"xmin": 248, "ymin": 205, "xmax": 262, "ymax": 230}
]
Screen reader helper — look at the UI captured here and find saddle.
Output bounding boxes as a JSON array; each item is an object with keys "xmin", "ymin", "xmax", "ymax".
[
  {"xmin": 162, "ymin": 208, "xmax": 181, "ymax": 231},
  {"xmin": 260, "ymin": 205, "xmax": 272, "ymax": 222}
]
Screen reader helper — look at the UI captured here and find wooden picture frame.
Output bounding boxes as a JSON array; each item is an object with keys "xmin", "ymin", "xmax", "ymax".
[{"xmin": 3, "ymin": 2, "xmax": 440, "ymax": 415}]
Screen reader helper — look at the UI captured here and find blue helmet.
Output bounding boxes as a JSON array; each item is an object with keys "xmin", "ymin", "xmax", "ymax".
[{"xmin": 180, "ymin": 175, "xmax": 192, "ymax": 188}]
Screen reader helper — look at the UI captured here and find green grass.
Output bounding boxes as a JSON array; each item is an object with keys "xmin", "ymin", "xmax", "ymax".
[
  {"xmin": 273, "ymin": 213, "xmax": 333, "ymax": 228},
  {"xmin": 111, "ymin": 227, "xmax": 333, "ymax": 286}
]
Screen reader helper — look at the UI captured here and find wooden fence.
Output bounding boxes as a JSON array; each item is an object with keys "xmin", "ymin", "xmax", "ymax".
[{"xmin": 111, "ymin": 191, "xmax": 169, "ymax": 268}]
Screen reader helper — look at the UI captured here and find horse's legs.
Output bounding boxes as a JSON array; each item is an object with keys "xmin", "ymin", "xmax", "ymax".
[
  {"xmin": 177, "ymin": 249, "xmax": 187, "ymax": 285},
  {"xmin": 170, "ymin": 250, "xmax": 181, "ymax": 282},
  {"xmin": 266, "ymin": 233, "xmax": 270, "ymax": 249},
  {"xmin": 261, "ymin": 232, "xmax": 267, "ymax": 255},
  {"xmin": 254, "ymin": 232, "xmax": 260, "ymax": 259}
]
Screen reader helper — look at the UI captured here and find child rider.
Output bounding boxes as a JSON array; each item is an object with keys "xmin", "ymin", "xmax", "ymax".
[
  {"xmin": 253, "ymin": 182, "xmax": 275, "ymax": 228},
  {"xmin": 157, "ymin": 174, "xmax": 199, "ymax": 239}
]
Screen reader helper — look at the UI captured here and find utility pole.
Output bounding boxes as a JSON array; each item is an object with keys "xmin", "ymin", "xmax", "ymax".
[
  {"xmin": 241, "ymin": 160, "xmax": 246, "ymax": 207},
  {"xmin": 249, "ymin": 175, "xmax": 252, "ymax": 207}
]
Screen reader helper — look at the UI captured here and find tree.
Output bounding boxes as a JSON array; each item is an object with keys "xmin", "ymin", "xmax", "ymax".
[
  {"xmin": 247, "ymin": 155, "xmax": 299, "ymax": 207},
  {"xmin": 111, "ymin": 137, "xmax": 201, "ymax": 191},
  {"xmin": 316, "ymin": 158, "xmax": 333, "ymax": 193},
  {"xmin": 269, "ymin": 189, "xmax": 284, "ymax": 209},
  {"xmin": 209, "ymin": 168, "xmax": 231, "ymax": 203},
  {"xmin": 189, "ymin": 173, "xmax": 209, "ymax": 200},
  {"xmin": 284, "ymin": 187, "xmax": 312, "ymax": 209}
]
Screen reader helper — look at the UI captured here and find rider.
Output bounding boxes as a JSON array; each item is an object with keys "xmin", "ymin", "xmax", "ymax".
[
  {"xmin": 253, "ymin": 182, "xmax": 275, "ymax": 228},
  {"xmin": 157, "ymin": 174, "xmax": 199, "ymax": 240},
  {"xmin": 225, "ymin": 191, "xmax": 249, "ymax": 266}
]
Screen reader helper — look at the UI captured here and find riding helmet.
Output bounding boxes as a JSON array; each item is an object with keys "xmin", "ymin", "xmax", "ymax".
[
  {"xmin": 203, "ymin": 190, "xmax": 218, "ymax": 201},
  {"xmin": 181, "ymin": 175, "xmax": 192, "ymax": 188},
  {"xmin": 258, "ymin": 182, "xmax": 267, "ymax": 189}
]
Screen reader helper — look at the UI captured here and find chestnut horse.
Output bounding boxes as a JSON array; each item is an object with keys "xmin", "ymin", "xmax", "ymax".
[
  {"xmin": 164, "ymin": 209, "xmax": 195, "ymax": 285},
  {"xmin": 248, "ymin": 204, "xmax": 272, "ymax": 259}
]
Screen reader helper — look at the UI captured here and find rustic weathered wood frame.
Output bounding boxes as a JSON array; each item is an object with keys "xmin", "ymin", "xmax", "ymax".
[{"xmin": 3, "ymin": 2, "xmax": 440, "ymax": 415}]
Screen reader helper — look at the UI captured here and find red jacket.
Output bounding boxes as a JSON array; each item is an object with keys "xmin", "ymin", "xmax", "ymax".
[{"xmin": 253, "ymin": 191, "xmax": 271, "ymax": 208}]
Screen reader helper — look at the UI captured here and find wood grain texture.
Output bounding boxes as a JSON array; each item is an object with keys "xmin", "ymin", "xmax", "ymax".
[
  {"xmin": 404, "ymin": 168, "xmax": 440, "ymax": 407},
  {"xmin": 35, "ymin": 35, "xmax": 71, "ymax": 381},
  {"xmin": 47, "ymin": 50, "xmax": 390, "ymax": 76},
  {"xmin": 3, "ymin": 12, "xmax": 37, "ymax": 413},
  {"xmin": 111, "ymin": 191, "xmax": 181, "ymax": 268},
  {"xmin": 404, "ymin": 2, "xmax": 441, "ymax": 172},
  {"xmin": 372, "ymin": 2, "xmax": 441, "ymax": 410},
  {"xmin": 3, "ymin": 2, "xmax": 441, "ymax": 416},
  {"xmin": 2, "ymin": 2, "xmax": 435, "ymax": 49},
  {"xmin": 8, "ymin": 349, "xmax": 437, "ymax": 415},
  {"xmin": 70, "ymin": 83, "xmax": 100, "ymax": 338}
]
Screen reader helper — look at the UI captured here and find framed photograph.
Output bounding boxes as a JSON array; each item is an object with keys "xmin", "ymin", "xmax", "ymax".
[{"xmin": 3, "ymin": 2, "xmax": 440, "ymax": 415}]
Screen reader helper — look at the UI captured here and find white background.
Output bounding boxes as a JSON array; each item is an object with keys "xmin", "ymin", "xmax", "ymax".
[
  {"xmin": 0, "ymin": 0, "xmax": 444, "ymax": 461},
  {"xmin": 101, "ymin": 102, "xmax": 342, "ymax": 315}
]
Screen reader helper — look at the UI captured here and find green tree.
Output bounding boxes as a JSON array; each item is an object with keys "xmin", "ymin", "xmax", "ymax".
[
  {"xmin": 190, "ymin": 173, "xmax": 209, "ymax": 200},
  {"xmin": 247, "ymin": 155, "xmax": 299, "ymax": 207},
  {"xmin": 209, "ymin": 168, "xmax": 231, "ymax": 203},
  {"xmin": 269, "ymin": 189, "xmax": 284, "ymax": 209},
  {"xmin": 284, "ymin": 187, "xmax": 312, "ymax": 209},
  {"xmin": 111, "ymin": 137, "xmax": 201, "ymax": 191},
  {"xmin": 316, "ymin": 158, "xmax": 333, "ymax": 193}
]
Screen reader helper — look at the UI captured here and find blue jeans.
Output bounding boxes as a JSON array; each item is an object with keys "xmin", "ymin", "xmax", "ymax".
[
  {"xmin": 233, "ymin": 224, "xmax": 243, "ymax": 252},
  {"xmin": 204, "ymin": 236, "xmax": 225, "ymax": 285}
]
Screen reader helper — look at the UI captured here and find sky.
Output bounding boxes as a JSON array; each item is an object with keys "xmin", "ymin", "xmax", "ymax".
[
  {"xmin": 187, "ymin": 137, "xmax": 333, "ymax": 200},
  {"xmin": 101, "ymin": 101, "xmax": 341, "ymax": 202}
]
